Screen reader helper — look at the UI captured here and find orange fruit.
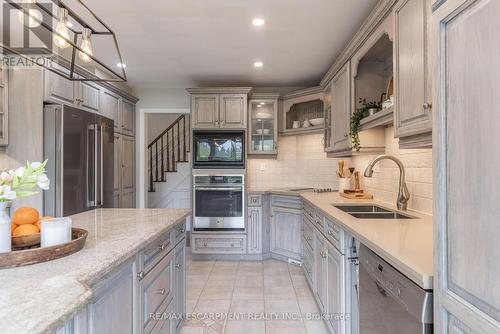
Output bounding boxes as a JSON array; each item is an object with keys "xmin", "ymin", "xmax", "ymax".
[
  {"xmin": 12, "ymin": 224, "xmax": 39, "ymax": 237},
  {"xmin": 10, "ymin": 222, "xmax": 17, "ymax": 235},
  {"xmin": 12, "ymin": 207, "xmax": 39, "ymax": 225}
]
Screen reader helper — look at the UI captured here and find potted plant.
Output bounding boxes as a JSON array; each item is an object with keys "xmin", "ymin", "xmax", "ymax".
[
  {"xmin": 350, "ymin": 98, "xmax": 382, "ymax": 151},
  {"xmin": 0, "ymin": 160, "xmax": 50, "ymax": 253}
]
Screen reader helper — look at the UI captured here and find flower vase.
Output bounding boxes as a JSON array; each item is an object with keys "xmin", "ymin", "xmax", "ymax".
[{"xmin": 0, "ymin": 202, "xmax": 11, "ymax": 253}]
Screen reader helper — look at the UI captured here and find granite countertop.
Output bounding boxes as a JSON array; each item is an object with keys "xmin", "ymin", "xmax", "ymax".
[
  {"xmin": 0, "ymin": 208, "xmax": 191, "ymax": 334},
  {"xmin": 300, "ymin": 192, "xmax": 433, "ymax": 289}
]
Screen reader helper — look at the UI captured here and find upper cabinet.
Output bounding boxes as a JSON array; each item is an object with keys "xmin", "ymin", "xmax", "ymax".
[
  {"xmin": 393, "ymin": 0, "xmax": 432, "ymax": 148},
  {"xmin": 0, "ymin": 63, "xmax": 8, "ymax": 146},
  {"xmin": 102, "ymin": 90, "xmax": 121, "ymax": 130},
  {"xmin": 187, "ymin": 88, "xmax": 252, "ymax": 130},
  {"xmin": 280, "ymin": 87, "xmax": 325, "ymax": 136},
  {"xmin": 248, "ymin": 93, "xmax": 279, "ymax": 156},
  {"xmin": 121, "ymin": 99, "xmax": 135, "ymax": 137}
]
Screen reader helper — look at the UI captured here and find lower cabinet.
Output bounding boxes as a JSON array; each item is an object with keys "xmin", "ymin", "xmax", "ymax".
[
  {"xmin": 192, "ymin": 234, "xmax": 247, "ymax": 254},
  {"xmin": 56, "ymin": 220, "xmax": 187, "ymax": 334},
  {"xmin": 247, "ymin": 206, "xmax": 263, "ymax": 254},
  {"xmin": 88, "ymin": 261, "xmax": 136, "ymax": 334},
  {"xmin": 326, "ymin": 241, "xmax": 345, "ymax": 334},
  {"xmin": 270, "ymin": 206, "xmax": 302, "ymax": 260},
  {"xmin": 314, "ymin": 230, "xmax": 328, "ymax": 313}
]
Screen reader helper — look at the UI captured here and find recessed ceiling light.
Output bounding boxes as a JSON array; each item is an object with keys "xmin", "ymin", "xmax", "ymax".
[
  {"xmin": 259, "ymin": 102, "xmax": 265, "ymax": 105},
  {"xmin": 252, "ymin": 18, "xmax": 265, "ymax": 27},
  {"xmin": 254, "ymin": 61, "xmax": 263, "ymax": 68},
  {"xmin": 117, "ymin": 62, "xmax": 127, "ymax": 68},
  {"xmin": 257, "ymin": 105, "xmax": 263, "ymax": 108}
]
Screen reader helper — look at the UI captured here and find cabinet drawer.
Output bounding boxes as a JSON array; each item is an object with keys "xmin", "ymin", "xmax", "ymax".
[
  {"xmin": 192, "ymin": 234, "xmax": 246, "ymax": 254},
  {"xmin": 140, "ymin": 252, "xmax": 174, "ymax": 333},
  {"xmin": 247, "ymin": 194, "xmax": 262, "ymax": 207},
  {"xmin": 324, "ymin": 217, "xmax": 344, "ymax": 254},
  {"xmin": 302, "ymin": 219, "xmax": 314, "ymax": 250},
  {"xmin": 171, "ymin": 221, "xmax": 186, "ymax": 246},
  {"xmin": 141, "ymin": 231, "xmax": 173, "ymax": 275},
  {"xmin": 271, "ymin": 195, "xmax": 302, "ymax": 209}
]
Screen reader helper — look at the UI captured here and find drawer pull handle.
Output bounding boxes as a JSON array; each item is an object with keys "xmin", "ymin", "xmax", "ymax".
[
  {"xmin": 230, "ymin": 243, "xmax": 235, "ymax": 247},
  {"xmin": 203, "ymin": 242, "xmax": 207, "ymax": 247},
  {"xmin": 179, "ymin": 228, "xmax": 185, "ymax": 233},
  {"xmin": 321, "ymin": 250, "xmax": 328, "ymax": 258},
  {"xmin": 306, "ymin": 236, "xmax": 312, "ymax": 241},
  {"xmin": 176, "ymin": 263, "xmax": 181, "ymax": 268},
  {"xmin": 327, "ymin": 230, "xmax": 334, "ymax": 236},
  {"xmin": 159, "ymin": 244, "xmax": 167, "ymax": 250},
  {"xmin": 156, "ymin": 288, "xmax": 166, "ymax": 295},
  {"xmin": 137, "ymin": 271, "xmax": 145, "ymax": 279}
]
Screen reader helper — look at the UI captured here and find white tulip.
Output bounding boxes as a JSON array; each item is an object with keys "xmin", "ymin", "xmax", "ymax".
[
  {"xmin": 14, "ymin": 166, "xmax": 26, "ymax": 178},
  {"xmin": 0, "ymin": 172, "xmax": 11, "ymax": 183},
  {"xmin": 37, "ymin": 174, "xmax": 50, "ymax": 190},
  {"xmin": 30, "ymin": 162, "xmax": 42, "ymax": 169}
]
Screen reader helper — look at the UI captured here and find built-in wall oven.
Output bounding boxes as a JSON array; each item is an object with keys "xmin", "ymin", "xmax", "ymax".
[
  {"xmin": 193, "ymin": 175, "xmax": 245, "ymax": 231},
  {"xmin": 193, "ymin": 131, "xmax": 245, "ymax": 169},
  {"xmin": 358, "ymin": 244, "xmax": 433, "ymax": 334}
]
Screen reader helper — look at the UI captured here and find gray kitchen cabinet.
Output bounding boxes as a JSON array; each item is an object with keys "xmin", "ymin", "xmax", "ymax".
[
  {"xmin": 248, "ymin": 95, "xmax": 279, "ymax": 155},
  {"xmin": 87, "ymin": 260, "xmax": 136, "ymax": 334},
  {"xmin": 121, "ymin": 99, "xmax": 135, "ymax": 137},
  {"xmin": 102, "ymin": 89, "xmax": 121, "ymax": 131},
  {"xmin": 328, "ymin": 62, "xmax": 352, "ymax": 153},
  {"xmin": 191, "ymin": 94, "xmax": 220, "ymax": 129},
  {"xmin": 192, "ymin": 234, "xmax": 247, "ymax": 254},
  {"xmin": 188, "ymin": 88, "xmax": 251, "ymax": 130},
  {"xmin": 314, "ymin": 229, "xmax": 327, "ymax": 313},
  {"xmin": 43, "ymin": 69, "xmax": 76, "ymax": 105},
  {"xmin": 0, "ymin": 63, "xmax": 8, "ymax": 146},
  {"xmin": 173, "ymin": 244, "xmax": 186, "ymax": 332},
  {"xmin": 247, "ymin": 206, "xmax": 263, "ymax": 254},
  {"xmin": 394, "ymin": 0, "xmax": 432, "ymax": 147},
  {"xmin": 219, "ymin": 94, "xmax": 247, "ymax": 129},
  {"xmin": 79, "ymin": 81, "xmax": 100, "ymax": 112},
  {"xmin": 434, "ymin": 0, "xmax": 500, "ymax": 333},
  {"xmin": 270, "ymin": 206, "xmax": 302, "ymax": 261},
  {"xmin": 120, "ymin": 135, "xmax": 135, "ymax": 208},
  {"xmin": 326, "ymin": 241, "xmax": 345, "ymax": 334}
]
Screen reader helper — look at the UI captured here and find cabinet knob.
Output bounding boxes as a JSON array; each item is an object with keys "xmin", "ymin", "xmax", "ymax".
[
  {"xmin": 344, "ymin": 133, "xmax": 349, "ymax": 138},
  {"xmin": 156, "ymin": 288, "xmax": 166, "ymax": 295},
  {"xmin": 423, "ymin": 102, "xmax": 432, "ymax": 110},
  {"xmin": 176, "ymin": 263, "xmax": 181, "ymax": 268},
  {"xmin": 137, "ymin": 271, "xmax": 145, "ymax": 279},
  {"xmin": 327, "ymin": 230, "xmax": 334, "ymax": 236},
  {"xmin": 179, "ymin": 228, "xmax": 185, "ymax": 233},
  {"xmin": 159, "ymin": 243, "xmax": 166, "ymax": 250},
  {"xmin": 203, "ymin": 242, "xmax": 207, "ymax": 247}
]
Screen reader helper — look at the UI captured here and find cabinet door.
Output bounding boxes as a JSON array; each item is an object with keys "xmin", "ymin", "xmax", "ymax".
[
  {"xmin": 247, "ymin": 207, "xmax": 263, "ymax": 254},
  {"xmin": 434, "ymin": 0, "xmax": 500, "ymax": 333},
  {"xmin": 330, "ymin": 62, "xmax": 352, "ymax": 152},
  {"xmin": 219, "ymin": 94, "xmax": 247, "ymax": 129},
  {"xmin": 44, "ymin": 70, "xmax": 76, "ymax": 105},
  {"xmin": 192, "ymin": 94, "xmax": 219, "ymax": 129},
  {"xmin": 248, "ymin": 99, "xmax": 278, "ymax": 155},
  {"xmin": 270, "ymin": 207, "xmax": 302, "ymax": 260},
  {"xmin": 120, "ymin": 135, "xmax": 135, "ymax": 208},
  {"xmin": 326, "ymin": 242, "xmax": 345, "ymax": 334},
  {"xmin": 113, "ymin": 133, "xmax": 121, "ymax": 207},
  {"xmin": 394, "ymin": 0, "xmax": 432, "ymax": 139},
  {"xmin": 314, "ymin": 232, "xmax": 327, "ymax": 313},
  {"xmin": 80, "ymin": 81, "xmax": 100, "ymax": 112},
  {"xmin": 88, "ymin": 261, "xmax": 135, "ymax": 334},
  {"xmin": 102, "ymin": 90, "xmax": 120, "ymax": 131},
  {"xmin": 174, "ymin": 245, "xmax": 186, "ymax": 331},
  {"xmin": 121, "ymin": 99, "xmax": 135, "ymax": 137}
]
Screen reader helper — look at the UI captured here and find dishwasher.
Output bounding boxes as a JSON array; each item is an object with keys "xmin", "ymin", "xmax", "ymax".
[{"xmin": 358, "ymin": 244, "xmax": 433, "ymax": 334}]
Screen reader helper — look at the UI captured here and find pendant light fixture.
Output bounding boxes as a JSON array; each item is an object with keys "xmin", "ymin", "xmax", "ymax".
[
  {"xmin": 79, "ymin": 28, "xmax": 93, "ymax": 63},
  {"xmin": 53, "ymin": 8, "xmax": 70, "ymax": 49},
  {"xmin": 17, "ymin": 0, "xmax": 42, "ymax": 28}
]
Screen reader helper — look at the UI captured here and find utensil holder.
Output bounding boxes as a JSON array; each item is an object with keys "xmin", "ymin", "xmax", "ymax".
[{"xmin": 338, "ymin": 178, "xmax": 352, "ymax": 193}]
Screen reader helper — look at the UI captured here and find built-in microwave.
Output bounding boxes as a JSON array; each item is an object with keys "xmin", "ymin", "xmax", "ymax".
[{"xmin": 193, "ymin": 131, "xmax": 245, "ymax": 169}]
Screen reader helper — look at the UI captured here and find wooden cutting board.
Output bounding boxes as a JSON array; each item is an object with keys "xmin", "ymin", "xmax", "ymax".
[{"xmin": 340, "ymin": 191, "xmax": 373, "ymax": 200}]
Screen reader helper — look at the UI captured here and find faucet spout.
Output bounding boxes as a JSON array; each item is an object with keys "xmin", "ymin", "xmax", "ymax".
[{"xmin": 363, "ymin": 155, "xmax": 410, "ymax": 210}]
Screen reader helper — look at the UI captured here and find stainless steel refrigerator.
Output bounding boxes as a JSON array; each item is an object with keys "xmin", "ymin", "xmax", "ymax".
[{"xmin": 43, "ymin": 105, "xmax": 114, "ymax": 216}]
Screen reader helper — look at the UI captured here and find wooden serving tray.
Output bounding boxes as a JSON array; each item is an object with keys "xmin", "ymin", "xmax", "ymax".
[{"xmin": 0, "ymin": 228, "xmax": 88, "ymax": 269}]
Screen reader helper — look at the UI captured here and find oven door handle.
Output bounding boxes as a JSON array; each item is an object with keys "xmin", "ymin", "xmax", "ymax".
[{"xmin": 195, "ymin": 187, "xmax": 242, "ymax": 191}]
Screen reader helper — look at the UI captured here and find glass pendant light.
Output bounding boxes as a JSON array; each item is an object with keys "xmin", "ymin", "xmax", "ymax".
[
  {"xmin": 17, "ymin": 0, "xmax": 42, "ymax": 28},
  {"xmin": 79, "ymin": 28, "xmax": 93, "ymax": 63},
  {"xmin": 53, "ymin": 8, "xmax": 71, "ymax": 49}
]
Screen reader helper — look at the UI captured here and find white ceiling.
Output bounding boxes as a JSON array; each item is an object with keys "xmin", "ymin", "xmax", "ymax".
[{"xmin": 84, "ymin": 0, "xmax": 379, "ymax": 89}]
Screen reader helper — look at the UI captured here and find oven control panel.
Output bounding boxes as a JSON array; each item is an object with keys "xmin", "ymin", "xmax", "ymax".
[{"xmin": 194, "ymin": 175, "xmax": 244, "ymax": 185}]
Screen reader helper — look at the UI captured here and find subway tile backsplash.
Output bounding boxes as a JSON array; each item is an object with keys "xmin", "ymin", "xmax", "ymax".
[{"xmin": 247, "ymin": 127, "xmax": 433, "ymax": 215}]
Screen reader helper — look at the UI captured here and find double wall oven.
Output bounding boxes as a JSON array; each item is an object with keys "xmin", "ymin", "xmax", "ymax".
[{"xmin": 193, "ymin": 175, "xmax": 245, "ymax": 231}]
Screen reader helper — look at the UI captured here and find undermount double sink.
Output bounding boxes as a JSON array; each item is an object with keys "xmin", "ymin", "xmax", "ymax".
[{"xmin": 332, "ymin": 204, "xmax": 415, "ymax": 220}]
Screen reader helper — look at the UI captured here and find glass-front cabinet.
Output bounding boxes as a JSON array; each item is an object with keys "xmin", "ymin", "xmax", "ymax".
[{"xmin": 248, "ymin": 94, "xmax": 279, "ymax": 155}]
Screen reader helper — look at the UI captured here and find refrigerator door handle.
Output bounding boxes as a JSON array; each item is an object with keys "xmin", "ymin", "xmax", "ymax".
[
  {"xmin": 99, "ymin": 123, "xmax": 104, "ymax": 206},
  {"xmin": 87, "ymin": 124, "xmax": 96, "ymax": 208}
]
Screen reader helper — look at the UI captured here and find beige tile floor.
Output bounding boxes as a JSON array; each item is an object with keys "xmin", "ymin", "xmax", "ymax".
[{"xmin": 181, "ymin": 254, "xmax": 329, "ymax": 334}]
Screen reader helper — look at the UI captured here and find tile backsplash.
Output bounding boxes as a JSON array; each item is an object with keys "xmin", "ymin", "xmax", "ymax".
[
  {"xmin": 247, "ymin": 133, "xmax": 340, "ymax": 190},
  {"xmin": 350, "ymin": 127, "xmax": 433, "ymax": 214},
  {"xmin": 247, "ymin": 127, "xmax": 433, "ymax": 215}
]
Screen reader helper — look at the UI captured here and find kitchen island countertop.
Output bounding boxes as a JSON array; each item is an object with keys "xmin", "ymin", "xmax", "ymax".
[{"xmin": 0, "ymin": 208, "xmax": 191, "ymax": 334}]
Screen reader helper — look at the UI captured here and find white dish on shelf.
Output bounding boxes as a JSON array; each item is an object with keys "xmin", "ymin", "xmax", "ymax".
[
  {"xmin": 309, "ymin": 118, "xmax": 325, "ymax": 126},
  {"xmin": 256, "ymin": 129, "xmax": 263, "ymax": 134},
  {"xmin": 263, "ymin": 129, "xmax": 270, "ymax": 135}
]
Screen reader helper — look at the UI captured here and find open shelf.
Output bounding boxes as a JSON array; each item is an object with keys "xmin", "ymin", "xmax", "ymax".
[
  {"xmin": 359, "ymin": 106, "xmax": 394, "ymax": 131},
  {"xmin": 280, "ymin": 125, "xmax": 324, "ymax": 136}
]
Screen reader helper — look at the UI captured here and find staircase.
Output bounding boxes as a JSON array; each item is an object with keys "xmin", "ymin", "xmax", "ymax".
[{"xmin": 148, "ymin": 114, "xmax": 190, "ymax": 192}]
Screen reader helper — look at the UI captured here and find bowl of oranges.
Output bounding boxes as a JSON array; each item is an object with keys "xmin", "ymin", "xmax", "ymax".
[{"xmin": 11, "ymin": 207, "xmax": 53, "ymax": 248}]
